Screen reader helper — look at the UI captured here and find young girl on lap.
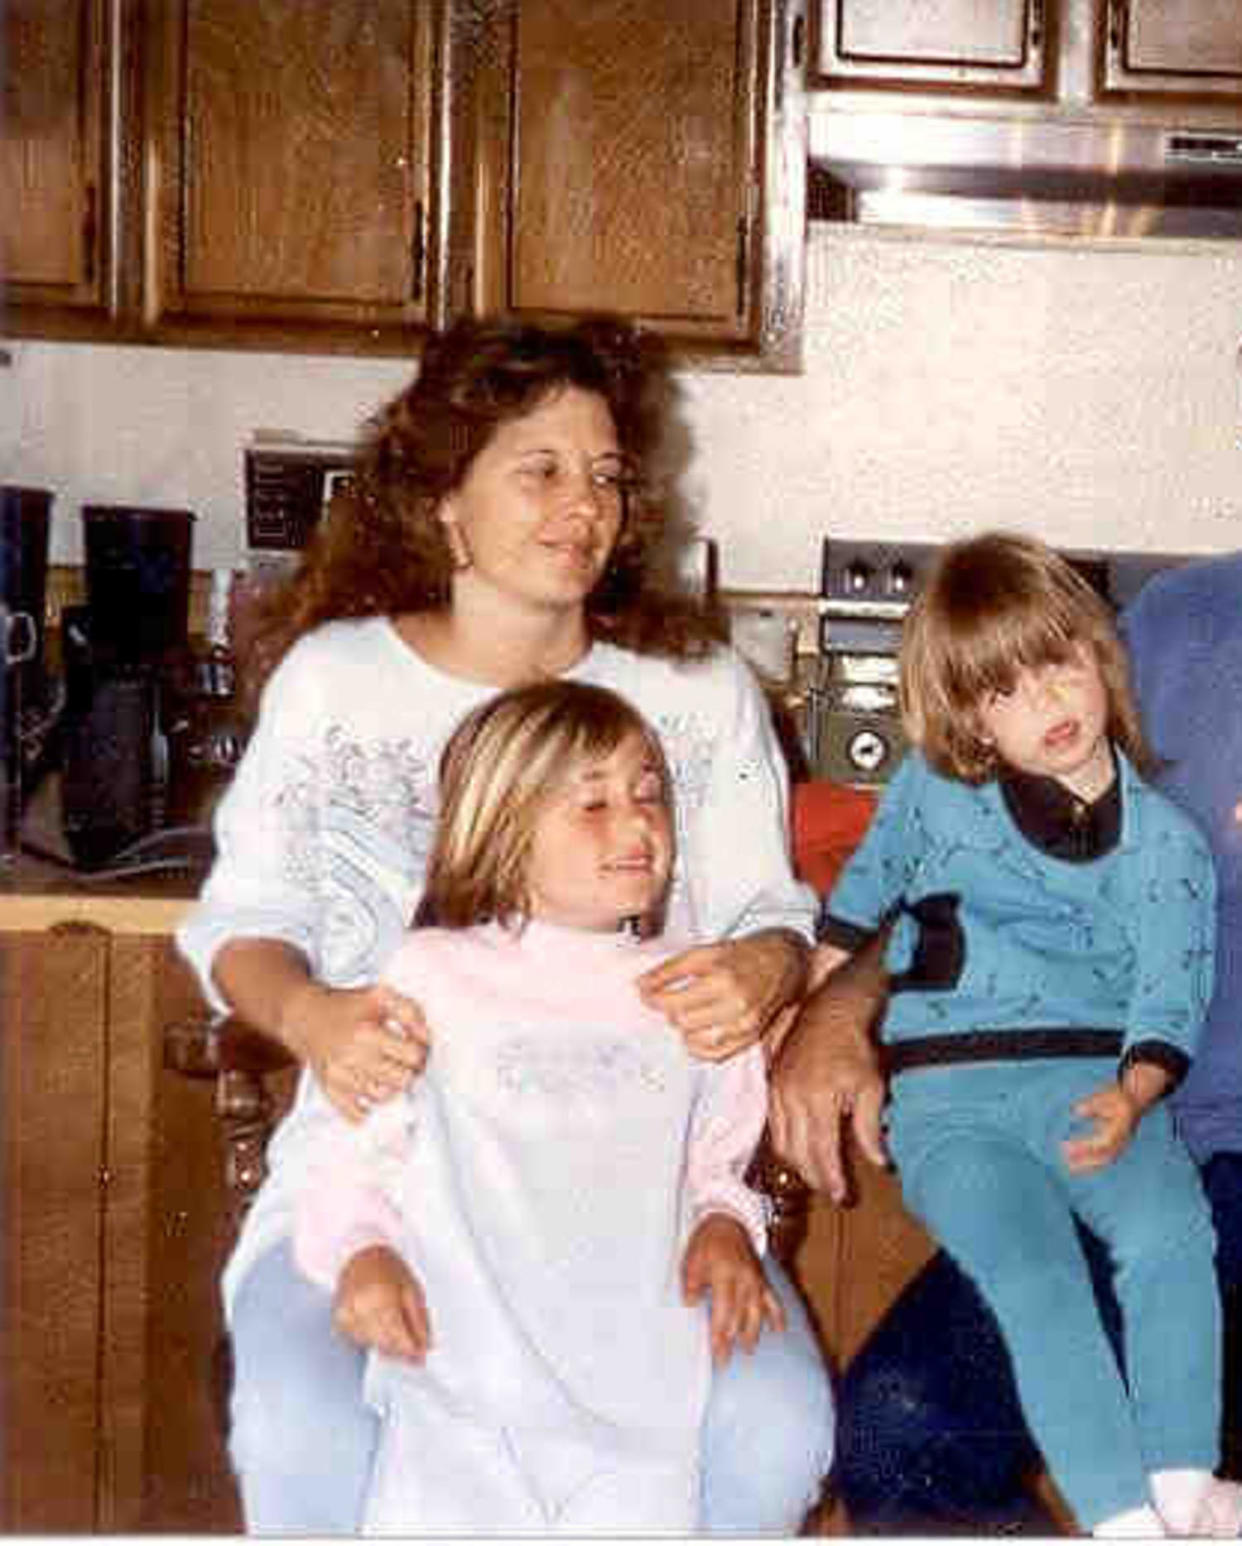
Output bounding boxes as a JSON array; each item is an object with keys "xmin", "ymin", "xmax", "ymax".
[
  {"xmin": 820, "ymin": 532, "xmax": 1239, "ymax": 1537},
  {"xmin": 294, "ymin": 680, "xmax": 782, "ymax": 1534}
]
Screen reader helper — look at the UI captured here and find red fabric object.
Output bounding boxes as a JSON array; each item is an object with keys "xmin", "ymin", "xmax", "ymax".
[{"xmin": 791, "ymin": 779, "xmax": 877, "ymax": 897}]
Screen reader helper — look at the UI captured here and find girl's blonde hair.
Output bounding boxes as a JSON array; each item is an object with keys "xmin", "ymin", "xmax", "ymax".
[
  {"xmin": 420, "ymin": 680, "xmax": 670, "ymax": 931},
  {"xmin": 900, "ymin": 531, "xmax": 1153, "ymax": 783}
]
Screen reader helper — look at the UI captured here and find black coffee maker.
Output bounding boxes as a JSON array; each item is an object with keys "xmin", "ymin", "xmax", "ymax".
[
  {"xmin": 61, "ymin": 505, "xmax": 195, "ymax": 869},
  {"xmin": 0, "ymin": 487, "xmax": 53, "ymax": 861}
]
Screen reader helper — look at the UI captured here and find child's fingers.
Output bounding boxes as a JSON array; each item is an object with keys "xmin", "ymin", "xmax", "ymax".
[
  {"xmin": 734, "ymin": 1280, "xmax": 786, "ymax": 1353},
  {"xmin": 681, "ymin": 1251, "xmax": 710, "ymax": 1306},
  {"xmin": 709, "ymin": 1277, "xmax": 742, "ymax": 1365},
  {"xmin": 761, "ymin": 1284, "xmax": 787, "ymax": 1336},
  {"xmin": 400, "ymin": 1278, "xmax": 432, "ymax": 1359}
]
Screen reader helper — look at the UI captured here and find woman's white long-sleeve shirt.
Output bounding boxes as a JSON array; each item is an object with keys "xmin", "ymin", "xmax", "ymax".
[{"xmin": 175, "ymin": 618, "xmax": 814, "ymax": 1313}]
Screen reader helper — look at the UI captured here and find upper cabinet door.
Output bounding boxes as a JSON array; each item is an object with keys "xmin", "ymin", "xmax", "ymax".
[
  {"xmin": 465, "ymin": 0, "xmax": 805, "ymax": 363},
  {"xmin": 811, "ymin": 0, "xmax": 1049, "ymax": 92},
  {"xmin": 145, "ymin": 0, "xmax": 441, "ymax": 350},
  {"xmin": 1100, "ymin": 0, "xmax": 1242, "ymax": 100},
  {"xmin": 0, "ymin": 0, "xmax": 123, "ymax": 332}
]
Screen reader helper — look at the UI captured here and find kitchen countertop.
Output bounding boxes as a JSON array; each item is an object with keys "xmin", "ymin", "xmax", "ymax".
[
  {"xmin": 0, "ymin": 775, "xmax": 206, "ymax": 934},
  {"xmin": 0, "ymin": 863, "xmax": 198, "ymax": 933}
]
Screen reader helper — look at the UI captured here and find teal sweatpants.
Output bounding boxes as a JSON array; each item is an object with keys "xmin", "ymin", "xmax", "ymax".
[{"xmin": 887, "ymin": 1057, "xmax": 1220, "ymax": 1530}]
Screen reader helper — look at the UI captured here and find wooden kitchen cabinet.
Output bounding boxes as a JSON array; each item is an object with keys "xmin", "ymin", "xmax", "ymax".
[
  {"xmin": 0, "ymin": 0, "xmax": 138, "ymax": 337},
  {"xmin": 457, "ymin": 0, "xmax": 808, "ymax": 368},
  {"xmin": 1099, "ymin": 0, "xmax": 1242, "ymax": 102},
  {"xmin": 811, "ymin": 0, "xmax": 1242, "ymax": 112},
  {"xmin": 144, "ymin": 0, "xmax": 445, "ymax": 351},
  {"xmin": 810, "ymin": 0, "xmax": 1050, "ymax": 94},
  {"xmin": 2, "ymin": 0, "xmax": 454, "ymax": 354},
  {"xmin": 5, "ymin": 0, "xmax": 809, "ymax": 368},
  {"xmin": 0, "ymin": 920, "xmax": 241, "ymax": 1532}
]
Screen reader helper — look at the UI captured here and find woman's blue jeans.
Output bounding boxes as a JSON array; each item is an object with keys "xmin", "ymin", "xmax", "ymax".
[
  {"xmin": 228, "ymin": 1240, "xmax": 835, "ymax": 1534},
  {"xmin": 833, "ymin": 1149, "xmax": 1242, "ymax": 1534}
]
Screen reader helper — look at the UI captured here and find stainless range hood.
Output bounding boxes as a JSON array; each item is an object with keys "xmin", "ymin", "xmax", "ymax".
[{"xmin": 809, "ymin": 110, "xmax": 1242, "ymax": 240}]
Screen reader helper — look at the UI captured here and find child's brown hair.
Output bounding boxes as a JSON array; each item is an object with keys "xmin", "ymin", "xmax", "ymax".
[{"xmin": 900, "ymin": 531, "xmax": 1153, "ymax": 784}]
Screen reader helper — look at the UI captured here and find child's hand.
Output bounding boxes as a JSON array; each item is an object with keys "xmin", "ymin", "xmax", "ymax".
[
  {"xmin": 1061, "ymin": 1081, "xmax": 1140, "ymax": 1173},
  {"xmin": 334, "ymin": 1244, "xmax": 430, "ymax": 1362},
  {"xmin": 681, "ymin": 1214, "xmax": 786, "ymax": 1366}
]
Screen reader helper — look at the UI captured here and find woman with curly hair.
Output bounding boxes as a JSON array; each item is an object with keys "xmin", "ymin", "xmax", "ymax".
[{"xmin": 178, "ymin": 315, "xmax": 832, "ymax": 1534}]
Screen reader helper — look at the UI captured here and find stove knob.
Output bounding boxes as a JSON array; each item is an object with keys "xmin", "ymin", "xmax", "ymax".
[
  {"xmin": 888, "ymin": 559, "xmax": 915, "ymax": 597},
  {"xmin": 843, "ymin": 558, "xmax": 873, "ymax": 596},
  {"xmin": 848, "ymin": 726, "xmax": 889, "ymax": 775}
]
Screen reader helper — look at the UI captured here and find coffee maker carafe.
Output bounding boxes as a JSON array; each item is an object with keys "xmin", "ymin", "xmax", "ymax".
[
  {"xmin": 0, "ymin": 487, "xmax": 53, "ymax": 861},
  {"xmin": 61, "ymin": 505, "xmax": 194, "ymax": 868}
]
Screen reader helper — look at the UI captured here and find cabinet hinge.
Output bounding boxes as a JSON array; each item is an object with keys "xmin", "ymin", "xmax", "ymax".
[
  {"xmin": 735, "ymin": 215, "xmax": 750, "ymax": 318},
  {"xmin": 411, "ymin": 200, "xmax": 426, "ymax": 303},
  {"xmin": 1108, "ymin": 0, "xmax": 1126, "ymax": 54},
  {"xmin": 83, "ymin": 183, "xmax": 98, "ymax": 287},
  {"xmin": 1029, "ymin": 0, "xmax": 1044, "ymax": 52}
]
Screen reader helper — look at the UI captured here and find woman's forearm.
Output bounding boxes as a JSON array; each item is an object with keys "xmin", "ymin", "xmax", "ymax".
[{"xmin": 211, "ymin": 936, "xmax": 321, "ymax": 1061}]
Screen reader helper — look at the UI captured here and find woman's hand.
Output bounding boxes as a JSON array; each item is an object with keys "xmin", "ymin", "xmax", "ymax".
[
  {"xmin": 638, "ymin": 928, "xmax": 809, "ymax": 1062},
  {"xmin": 681, "ymin": 1214, "xmax": 785, "ymax": 1366},
  {"xmin": 280, "ymin": 980, "xmax": 429, "ymax": 1123},
  {"xmin": 334, "ymin": 1244, "xmax": 430, "ymax": 1362},
  {"xmin": 768, "ymin": 938, "xmax": 890, "ymax": 1203}
]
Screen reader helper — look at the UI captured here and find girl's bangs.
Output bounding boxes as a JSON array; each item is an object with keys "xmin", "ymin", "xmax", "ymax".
[{"xmin": 945, "ymin": 602, "xmax": 1080, "ymax": 705}]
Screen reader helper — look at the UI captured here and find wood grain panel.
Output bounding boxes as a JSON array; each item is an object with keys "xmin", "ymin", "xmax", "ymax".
[
  {"xmin": 510, "ymin": 0, "xmax": 755, "ymax": 326},
  {"xmin": 150, "ymin": 0, "xmax": 433, "ymax": 329},
  {"xmin": 0, "ymin": 0, "xmax": 102, "ymax": 293},
  {"xmin": 99, "ymin": 936, "xmax": 240, "ymax": 1532},
  {"xmin": 0, "ymin": 923, "xmax": 108, "ymax": 1531},
  {"xmin": 812, "ymin": 0, "xmax": 1045, "ymax": 90},
  {"xmin": 837, "ymin": 0, "xmax": 1030, "ymax": 67},
  {"xmin": 1126, "ymin": 0, "xmax": 1242, "ymax": 76},
  {"xmin": 794, "ymin": 1146, "xmax": 936, "ymax": 1373}
]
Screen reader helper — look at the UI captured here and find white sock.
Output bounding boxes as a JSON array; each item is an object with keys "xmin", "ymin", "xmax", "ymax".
[
  {"xmin": 1094, "ymin": 1502, "xmax": 1167, "ymax": 1536},
  {"xmin": 1191, "ymin": 1477, "xmax": 1242, "ymax": 1538},
  {"xmin": 1150, "ymin": 1469, "xmax": 1212, "ymax": 1535}
]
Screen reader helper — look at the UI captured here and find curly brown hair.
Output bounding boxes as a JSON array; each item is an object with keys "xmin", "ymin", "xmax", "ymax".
[{"xmin": 243, "ymin": 315, "xmax": 723, "ymax": 700}]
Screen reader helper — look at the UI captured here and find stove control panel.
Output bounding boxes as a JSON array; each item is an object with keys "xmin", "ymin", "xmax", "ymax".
[
  {"xmin": 818, "ymin": 539, "xmax": 938, "ymax": 656},
  {"xmin": 820, "ymin": 539, "xmax": 938, "ymax": 611}
]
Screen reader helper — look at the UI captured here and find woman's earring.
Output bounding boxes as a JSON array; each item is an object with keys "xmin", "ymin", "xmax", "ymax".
[{"xmin": 441, "ymin": 515, "xmax": 473, "ymax": 572}]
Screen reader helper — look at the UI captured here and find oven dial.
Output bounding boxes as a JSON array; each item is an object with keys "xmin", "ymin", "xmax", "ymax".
[{"xmin": 847, "ymin": 726, "xmax": 889, "ymax": 775}]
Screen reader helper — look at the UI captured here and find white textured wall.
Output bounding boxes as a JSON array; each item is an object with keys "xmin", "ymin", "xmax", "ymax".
[{"xmin": 5, "ymin": 224, "xmax": 1242, "ymax": 586}]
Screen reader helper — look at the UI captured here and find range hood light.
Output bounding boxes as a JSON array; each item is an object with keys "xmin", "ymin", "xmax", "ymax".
[
  {"xmin": 810, "ymin": 108, "xmax": 1242, "ymax": 241},
  {"xmin": 1165, "ymin": 133, "xmax": 1242, "ymax": 167}
]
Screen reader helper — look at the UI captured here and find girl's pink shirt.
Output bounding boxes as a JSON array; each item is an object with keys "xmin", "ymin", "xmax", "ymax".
[{"xmin": 295, "ymin": 920, "xmax": 769, "ymax": 1289}]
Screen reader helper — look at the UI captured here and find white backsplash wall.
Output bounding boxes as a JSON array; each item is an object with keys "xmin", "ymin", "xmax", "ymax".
[{"xmin": 5, "ymin": 224, "xmax": 1242, "ymax": 587}]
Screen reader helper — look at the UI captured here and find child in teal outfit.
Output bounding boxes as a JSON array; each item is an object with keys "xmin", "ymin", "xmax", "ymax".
[{"xmin": 820, "ymin": 532, "xmax": 1240, "ymax": 1536}]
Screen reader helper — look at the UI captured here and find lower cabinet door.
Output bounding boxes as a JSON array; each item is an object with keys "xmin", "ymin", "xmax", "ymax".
[
  {"xmin": 100, "ymin": 935, "xmax": 242, "ymax": 1532},
  {"xmin": 1, "ymin": 923, "xmax": 110, "ymax": 1531}
]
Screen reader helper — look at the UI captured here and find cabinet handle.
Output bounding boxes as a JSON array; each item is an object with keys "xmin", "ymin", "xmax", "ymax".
[
  {"xmin": 411, "ymin": 199, "xmax": 426, "ymax": 302},
  {"xmin": 735, "ymin": 216, "xmax": 749, "ymax": 318},
  {"xmin": 83, "ymin": 182, "xmax": 98, "ymax": 287},
  {"xmin": 774, "ymin": 0, "xmax": 787, "ymax": 113},
  {"xmin": 164, "ymin": 1016, "xmax": 221, "ymax": 1078},
  {"xmin": 1108, "ymin": 0, "xmax": 1125, "ymax": 54}
]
